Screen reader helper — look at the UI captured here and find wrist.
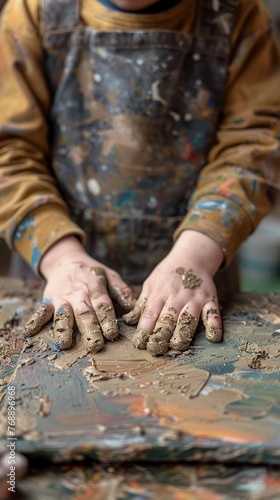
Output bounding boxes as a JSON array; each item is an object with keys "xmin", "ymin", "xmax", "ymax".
[
  {"xmin": 172, "ymin": 230, "xmax": 224, "ymax": 276},
  {"xmin": 39, "ymin": 235, "xmax": 86, "ymax": 278}
]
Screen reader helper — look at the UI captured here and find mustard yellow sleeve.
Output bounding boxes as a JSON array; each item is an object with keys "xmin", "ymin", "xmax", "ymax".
[
  {"xmin": 0, "ymin": 0, "xmax": 85, "ymax": 273},
  {"xmin": 175, "ymin": 0, "xmax": 280, "ymax": 266}
]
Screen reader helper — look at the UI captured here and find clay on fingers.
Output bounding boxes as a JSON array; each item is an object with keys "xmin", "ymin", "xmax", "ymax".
[
  {"xmin": 54, "ymin": 303, "xmax": 74, "ymax": 349},
  {"xmin": 90, "ymin": 266, "xmax": 107, "ymax": 280},
  {"xmin": 131, "ymin": 328, "xmax": 150, "ymax": 349},
  {"xmin": 109, "ymin": 284, "xmax": 136, "ymax": 312},
  {"xmin": 89, "ymin": 267, "xmax": 118, "ymax": 341},
  {"xmin": 24, "ymin": 302, "xmax": 53, "ymax": 337},
  {"xmin": 75, "ymin": 307, "xmax": 105, "ymax": 353},
  {"xmin": 202, "ymin": 307, "xmax": 223, "ymax": 343},
  {"xmin": 95, "ymin": 303, "xmax": 118, "ymax": 341},
  {"xmin": 146, "ymin": 314, "xmax": 176, "ymax": 356},
  {"xmin": 169, "ymin": 311, "xmax": 197, "ymax": 351},
  {"xmin": 123, "ymin": 303, "xmax": 143, "ymax": 325}
]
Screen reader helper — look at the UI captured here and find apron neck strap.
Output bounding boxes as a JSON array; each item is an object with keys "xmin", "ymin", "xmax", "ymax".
[
  {"xmin": 195, "ymin": 0, "xmax": 239, "ymax": 37},
  {"xmin": 40, "ymin": 0, "xmax": 80, "ymax": 32}
]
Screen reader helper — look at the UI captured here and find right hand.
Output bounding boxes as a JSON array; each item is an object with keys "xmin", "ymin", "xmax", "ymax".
[{"xmin": 24, "ymin": 236, "xmax": 136, "ymax": 353}]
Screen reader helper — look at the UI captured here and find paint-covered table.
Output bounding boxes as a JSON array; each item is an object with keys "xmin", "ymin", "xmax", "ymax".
[{"xmin": 0, "ymin": 277, "xmax": 280, "ymax": 497}]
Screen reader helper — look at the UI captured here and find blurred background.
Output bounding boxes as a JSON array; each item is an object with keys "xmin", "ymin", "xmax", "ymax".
[
  {"xmin": 238, "ymin": 0, "xmax": 280, "ymax": 293},
  {"xmin": 0, "ymin": 0, "xmax": 280, "ymax": 293}
]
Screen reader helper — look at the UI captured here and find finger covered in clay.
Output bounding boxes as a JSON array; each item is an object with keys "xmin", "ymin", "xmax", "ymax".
[
  {"xmin": 146, "ymin": 314, "xmax": 175, "ymax": 356},
  {"xmin": 109, "ymin": 283, "xmax": 136, "ymax": 312},
  {"xmin": 123, "ymin": 302, "xmax": 143, "ymax": 325},
  {"xmin": 75, "ymin": 306, "xmax": 105, "ymax": 353},
  {"xmin": 169, "ymin": 310, "xmax": 197, "ymax": 351},
  {"xmin": 54, "ymin": 303, "xmax": 74, "ymax": 349},
  {"xmin": 24, "ymin": 302, "xmax": 54, "ymax": 337},
  {"xmin": 95, "ymin": 302, "xmax": 118, "ymax": 341},
  {"xmin": 147, "ymin": 327, "xmax": 173, "ymax": 356},
  {"xmin": 131, "ymin": 328, "xmax": 150, "ymax": 349},
  {"xmin": 202, "ymin": 307, "xmax": 223, "ymax": 343}
]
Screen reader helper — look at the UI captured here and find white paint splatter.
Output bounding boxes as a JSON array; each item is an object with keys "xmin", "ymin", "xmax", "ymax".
[
  {"xmin": 151, "ymin": 80, "xmax": 168, "ymax": 106},
  {"xmin": 147, "ymin": 197, "xmax": 158, "ymax": 209},
  {"xmin": 87, "ymin": 178, "xmax": 101, "ymax": 196}
]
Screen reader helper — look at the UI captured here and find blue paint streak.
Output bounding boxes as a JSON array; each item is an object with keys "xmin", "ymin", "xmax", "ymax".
[
  {"xmin": 13, "ymin": 215, "xmax": 35, "ymax": 240},
  {"xmin": 230, "ymin": 194, "xmax": 243, "ymax": 207},
  {"xmin": 197, "ymin": 199, "xmax": 225, "ymax": 211},
  {"xmin": 43, "ymin": 297, "xmax": 52, "ymax": 304},
  {"xmin": 252, "ymin": 179, "xmax": 258, "ymax": 196},
  {"xmin": 56, "ymin": 307, "xmax": 64, "ymax": 314},
  {"xmin": 119, "ymin": 191, "xmax": 135, "ymax": 207},
  {"xmin": 31, "ymin": 245, "xmax": 42, "ymax": 269}
]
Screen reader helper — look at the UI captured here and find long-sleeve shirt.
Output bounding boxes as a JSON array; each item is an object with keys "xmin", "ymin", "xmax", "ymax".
[{"xmin": 0, "ymin": 0, "xmax": 280, "ymax": 273}]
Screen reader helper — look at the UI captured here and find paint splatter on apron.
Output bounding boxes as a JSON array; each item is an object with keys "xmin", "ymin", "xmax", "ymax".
[{"xmin": 41, "ymin": 0, "xmax": 238, "ymax": 283}]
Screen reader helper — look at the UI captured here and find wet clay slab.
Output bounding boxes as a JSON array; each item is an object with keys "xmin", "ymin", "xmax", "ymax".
[{"xmin": 0, "ymin": 277, "xmax": 280, "ymax": 463}]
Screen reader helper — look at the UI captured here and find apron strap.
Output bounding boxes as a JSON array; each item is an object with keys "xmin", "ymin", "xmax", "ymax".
[
  {"xmin": 197, "ymin": 0, "xmax": 239, "ymax": 37},
  {"xmin": 40, "ymin": 0, "xmax": 80, "ymax": 32}
]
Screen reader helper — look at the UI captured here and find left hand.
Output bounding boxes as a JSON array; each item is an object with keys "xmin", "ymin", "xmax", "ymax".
[{"xmin": 123, "ymin": 230, "xmax": 224, "ymax": 356}]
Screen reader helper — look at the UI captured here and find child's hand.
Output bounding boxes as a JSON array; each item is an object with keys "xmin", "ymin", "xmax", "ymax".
[
  {"xmin": 123, "ymin": 230, "xmax": 224, "ymax": 356},
  {"xmin": 24, "ymin": 236, "xmax": 136, "ymax": 353}
]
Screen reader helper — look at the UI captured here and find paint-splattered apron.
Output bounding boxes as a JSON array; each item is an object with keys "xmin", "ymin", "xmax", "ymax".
[{"xmin": 40, "ymin": 0, "xmax": 238, "ymax": 284}]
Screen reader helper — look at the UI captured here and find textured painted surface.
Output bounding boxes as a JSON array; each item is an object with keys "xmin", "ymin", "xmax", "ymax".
[
  {"xmin": 0, "ymin": 278, "xmax": 280, "ymax": 465},
  {"xmin": 14, "ymin": 461, "xmax": 280, "ymax": 499}
]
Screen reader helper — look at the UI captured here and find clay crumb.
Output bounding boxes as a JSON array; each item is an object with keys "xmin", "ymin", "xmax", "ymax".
[
  {"xmin": 248, "ymin": 350, "xmax": 269, "ymax": 369},
  {"xmin": 37, "ymin": 396, "xmax": 52, "ymax": 416},
  {"xmin": 21, "ymin": 357, "xmax": 35, "ymax": 366},
  {"xmin": 132, "ymin": 425, "xmax": 146, "ymax": 436},
  {"xmin": 158, "ymin": 429, "xmax": 183, "ymax": 442},
  {"xmin": 47, "ymin": 353, "xmax": 57, "ymax": 361}
]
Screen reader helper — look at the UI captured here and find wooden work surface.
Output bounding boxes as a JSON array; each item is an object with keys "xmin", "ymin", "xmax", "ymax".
[{"xmin": 0, "ymin": 276, "xmax": 280, "ymax": 471}]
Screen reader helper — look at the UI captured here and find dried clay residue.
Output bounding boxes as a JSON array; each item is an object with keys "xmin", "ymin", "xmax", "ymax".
[
  {"xmin": 84, "ymin": 355, "xmax": 209, "ymax": 405},
  {"xmin": 238, "ymin": 338, "xmax": 280, "ymax": 371},
  {"xmin": 83, "ymin": 357, "xmax": 122, "ymax": 383},
  {"xmin": 248, "ymin": 350, "xmax": 269, "ymax": 370},
  {"xmin": 37, "ymin": 396, "xmax": 52, "ymax": 417},
  {"xmin": 176, "ymin": 267, "xmax": 202, "ymax": 289}
]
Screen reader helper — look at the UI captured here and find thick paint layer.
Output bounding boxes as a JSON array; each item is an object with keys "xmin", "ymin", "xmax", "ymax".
[{"xmin": 1, "ymin": 278, "xmax": 280, "ymax": 465}]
